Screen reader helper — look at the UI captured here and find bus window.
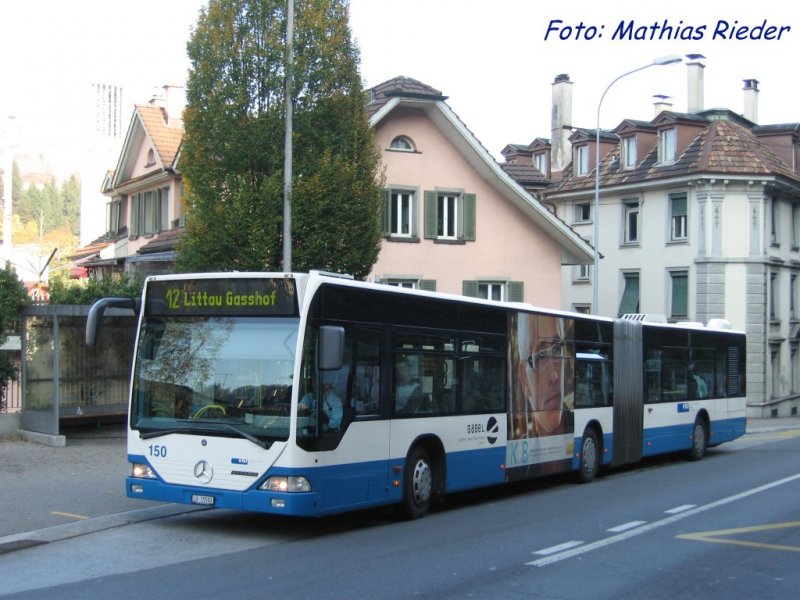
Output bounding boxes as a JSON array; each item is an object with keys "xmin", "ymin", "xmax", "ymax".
[
  {"xmin": 661, "ymin": 347, "xmax": 688, "ymax": 402},
  {"xmin": 689, "ymin": 348, "xmax": 714, "ymax": 399},
  {"xmin": 461, "ymin": 354, "xmax": 504, "ymax": 412},
  {"xmin": 575, "ymin": 352, "xmax": 611, "ymax": 408},
  {"xmin": 395, "ymin": 354, "xmax": 425, "ymax": 414}
]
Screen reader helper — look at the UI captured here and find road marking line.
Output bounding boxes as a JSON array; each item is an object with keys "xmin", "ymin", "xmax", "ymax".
[
  {"xmin": 665, "ymin": 504, "xmax": 696, "ymax": 514},
  {"xmin": 678, "ymin": 521, "xmax": 800, "ymax": 553},
  {"xmin": 607, "ymin": 521, "xmax": 646, "ymax": 533},
  {"xmin": 532, "ymin": 541, "xmax": 584, "ymax": 556},
  {"xmin": 50, "ymin": 511, "xmax": 90, "ymax": 520},
  {"xmin": 526, "ymin": 472, "xmax": 800, "ymax": 567}
]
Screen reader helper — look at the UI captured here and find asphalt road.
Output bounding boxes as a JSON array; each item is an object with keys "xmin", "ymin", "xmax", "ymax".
[{"xmin": 0, "ymin": 419, "xmax": 799, "ymax": 599}]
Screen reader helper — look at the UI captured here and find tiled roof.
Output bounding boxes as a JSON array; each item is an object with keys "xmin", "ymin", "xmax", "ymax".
[
  {"xmin": 367, "ymin": 76, "xmax": 446, "ymax": 117},
  {"xmin": 136, "ymin": 104, "xmax": 182, "ymax": 168},
  {"xmin": 547, "ymin": 116, "xmax": 800, "ymax": 195},
  {"xmin": 137, "ymin": 227, "xmax": 184, "ymax": 254},
  {"xmin": 500, "ymin": 163, "xmax": 549, "ymax": 187}
]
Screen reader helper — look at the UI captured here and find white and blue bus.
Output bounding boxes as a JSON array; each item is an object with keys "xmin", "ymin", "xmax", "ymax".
[{"xmin": 86, "ymin": 271, "xmax": 746, "ymax": 518}]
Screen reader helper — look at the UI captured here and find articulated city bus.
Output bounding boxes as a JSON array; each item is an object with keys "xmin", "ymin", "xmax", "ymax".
[{"xmin": 86, "ymin": 271, "xmax": 746, "ymax": 518}]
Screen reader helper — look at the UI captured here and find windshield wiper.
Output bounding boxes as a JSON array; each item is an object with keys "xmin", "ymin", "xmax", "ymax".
[{"xmin": 138, "ymin": 423, "xmax": 272, "ymax": 449}]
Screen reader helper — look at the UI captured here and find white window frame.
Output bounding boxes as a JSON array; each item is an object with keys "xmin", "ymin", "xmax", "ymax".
[
  {"xmin": 477, "ymin": 282, "xmax": 505, "ymax": 302},
  {"xmin": 622, "ymin": 136, "xmax": 637, "ymax": 169},
  {"xmin": 534, "ymin": 152, "xmax": 547, "ymax": 173},
  {"xmin": 438, "ymin": 193, "xmax": 459, "ymax": 240},
  {"xmin": 386, "ymin": 280, "xmax": 416, "ymax": 289},
  {"xmin": 658, "ymin": 128, "xmax": 677, "ymax": 164},
  {"xmin": 670, "ymin": 193, "xmax": 688, "ymax": 242},
  {"xmin": 574, "ymin": 202, "xmax": 591, "ymax": 224},
  {"xmin": 623, "ymin": 200, "xmax": 640, "ymax": 245},
  {"xmin": 390, "ymin": 191, "xmax": 414, "ymax": 237},
  {"xmin": 389, "ymin": 136, "xmax": 415, "ymax": 152},
  {"xmin": 575, "ymin": 145, "xmax": 589, "ymax": 176}
]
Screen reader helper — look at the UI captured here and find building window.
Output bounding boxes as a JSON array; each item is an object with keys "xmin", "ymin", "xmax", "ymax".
[
  {"xmin": 791, "ymin": 274, "xmax": 798, "ymax": 321},
  {"xmin": 771, "ymin": 348, "xmax": 780, "ymax": 398},
  {"xmin": 107, "ymin": 199, "xmax": 122, "ymax": 234},
  {"xmin": 658, "ymin": 128, "xmax": 676, "ymax": 164},
  {"xmin": 669, "ymin": 270, "xmax": 688, "ymax": 321},
  {"xmin": 463, "ymin": 280, "xmax": 523, "ymax": 302},
  {"xmin": 573, "ymin": 304, "xmax": 591, "ymax": 314},
  {"xmin": 792, "ymin": 346, "xmax": 799, "ymax": 394},
  {"xmin": 770, "ymin": 272, "xmax": 779, "ymax": 322},
  {"xmin": 130, "ymin": 187, "xmax": 169, "ymax": 237},
  {"xmin": 618, "ymin": 272, "xmax": 640, "ymax": 316},
  {"xmin": 423, "ymin": 191, "xmax": 476, "ymax": 242},
  {"xmin": 670, "ymin": 193, "xmax": 688, "ymax": 241},
  {"xmin": 623, "ymin": 200, "xmax": 640, "ymax": 244},
  {"xmin": 574, "ymin": 202, "xmax": 591, "ymax": 223},
  {"xmin": 622, "ymin": 136, "xmax": 637, "ymax": 169},
  {"xmin": 575, "ymin": 263, "xmax": 591, "ymax": 282},
  {"xmin": 534, "ymin": 152, "xmax": 547, "ymax": 174},
  {"xmin": 792, "ymin": 205, "xmax": 800, "ymax": 249},
  {"xmin": 145, "ymin": 148, "xmax": 156, "ymax": 167},
  {"xmin": 389, "ymin": 136, "xmax": 415, "ymax": 152},
  {"xmin": 770, "ymin": 196, "xmax": 780, "ymax": 245},
  {"xmin": 391, "ymin": 191, "xmax": 414, "ymax": 237},
  {"xmin": 574, "ymin": 146, "xmax": 589, "ymax": 176}
]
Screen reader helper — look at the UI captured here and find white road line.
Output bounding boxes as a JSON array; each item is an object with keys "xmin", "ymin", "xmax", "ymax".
[
  {"xmin": 532, "ymin": 540, "xmax": 585, "ymax": 556},
  {"xmin": 665, "ymin": 504, "xmax": 696, "ymax": 514},
  {"xmin": 607, "ymin": 520, "xmax": 646, "ymax": 533},
  {"xmin": 526, "ymin": 472, "xmax": 800, "ymax": 567}
]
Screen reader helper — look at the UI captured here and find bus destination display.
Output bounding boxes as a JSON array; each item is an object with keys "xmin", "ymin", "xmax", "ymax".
[{"xmin": 145, "ymin": 278, "xmax": 298, "ymax": 316}]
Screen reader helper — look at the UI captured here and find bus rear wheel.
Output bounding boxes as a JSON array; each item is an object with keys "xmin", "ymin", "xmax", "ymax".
[
  {"xmin": 576, "ymin": 429, "xmax": 599, "ymax": 483},
  {"xmin": 401, "ymin": 446, "xmax": 433, "ymax": 519},
  {"xmin": 688, "ymin": 419, "xmax": 707, "ymax": 461}
]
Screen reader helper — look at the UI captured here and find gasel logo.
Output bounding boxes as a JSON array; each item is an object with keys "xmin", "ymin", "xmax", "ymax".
[{"xmin": 486, "ymin": 416, "xmax": 499, "ymax": 445}]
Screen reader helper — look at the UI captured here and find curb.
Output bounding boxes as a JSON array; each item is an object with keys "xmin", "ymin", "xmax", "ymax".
[{"xmin": 0, "ymin": 504, "xmax": 208, "ymax": 555}]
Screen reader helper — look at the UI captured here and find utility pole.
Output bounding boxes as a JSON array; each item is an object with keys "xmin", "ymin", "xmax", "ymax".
[{"xmin": 282, "ymin": 0, "xmax": 294, "ymax": 272}]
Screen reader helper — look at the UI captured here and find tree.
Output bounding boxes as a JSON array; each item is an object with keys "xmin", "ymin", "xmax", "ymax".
[
  {"xmin": 0, "ymin": 264, "xmax": 27, "ymax": 412},
  {"xmin": 176, "ymin": 0, "xmax": 383, "ymax": 278}
]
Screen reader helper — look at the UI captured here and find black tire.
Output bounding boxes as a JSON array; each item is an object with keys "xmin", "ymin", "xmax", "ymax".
[
  {"xmin": 688, "ymin": 419, "xmax": 707, "ymax": 461},
  {"xmin": 401, "ymin": 446, "xmax": 433, "ymax": 519},
  {"xmin": 576, "ymin": 429, "xmax": 599, "ymax": 483}
]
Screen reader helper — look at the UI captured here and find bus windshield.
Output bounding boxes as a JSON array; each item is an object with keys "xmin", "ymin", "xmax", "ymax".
[{"xmin": 131, "ymin": 316, "xmax": 299, "ymax": 445}]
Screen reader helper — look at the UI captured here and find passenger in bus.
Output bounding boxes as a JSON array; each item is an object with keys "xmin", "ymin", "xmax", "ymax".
[
  {"xmin": 690, "ymin": 364, "xmax": 709, "ymax": 399},
  {"xmin": 300, "ymin": 382, "xmax": 343, "ymax": 431},
  {"xmin": 395, "ymin": 357, "xmax": 424, "ymax": 413}
]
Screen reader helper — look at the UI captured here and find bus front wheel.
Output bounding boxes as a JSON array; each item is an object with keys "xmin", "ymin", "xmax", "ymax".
[
  {"xmin": 689, "ymin": 419, "xmax": 707, "ymax": 461},
  {"xmin": 576, "ymin": 429, "xmax": 599, "ymax": 483},
  {"xmin": 401, "ymin": 446, "xmax": 433, "ymax": 519}
]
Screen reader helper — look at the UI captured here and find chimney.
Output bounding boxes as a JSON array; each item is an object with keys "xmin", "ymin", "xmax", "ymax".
[
  {"xmin": 743, "ymin": 79, "xmax": 759, "ymax": 123},
  {"xmin": 653, "ymin": 95, "xmax": 673, "ymax": 117},
  {"xmin": 550, "ymin": 74, "xmax": 573, "ymax": 172},
  {"xmin": 163, "ymin": 85, "xmax": 186, "ymax": 128},
  {"xmin": 686, "ymin": 54, "xmax": 706, "ymax": 113}
]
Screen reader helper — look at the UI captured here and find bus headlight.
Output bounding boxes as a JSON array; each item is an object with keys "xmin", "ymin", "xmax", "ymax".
[
  {"xmin": 259, "ymin": 476, "xmax": 311, "ymax": 493},
  {"xmin": 131, "ymin": 463, "xmax": 157, "ymax": 479}
]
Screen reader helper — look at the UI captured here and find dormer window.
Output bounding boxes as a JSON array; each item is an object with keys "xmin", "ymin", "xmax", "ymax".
[
  {"xmin": 389, "ymin": 136, "xmax": 415, "ymax": 152},
  {"xmin": 534, "ymin": 152, "xmax": 548, "ymax": 174},
  {"xmin": 622, "ymin": 136, "xmax": 637, "ymax": 169},
  {"xmin": 574, "ymin": 145, "xmax": 589, "ymax": 176},
  {"xmin": 658, "ymin": 128, "xmax": 676, "ymax": 164}
]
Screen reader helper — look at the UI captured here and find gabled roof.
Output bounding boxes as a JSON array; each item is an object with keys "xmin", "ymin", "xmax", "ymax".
[
  {"xmin": 109, "ymin": 103, "xmax": 182, "ymax": 189},
  {"xmin": 369, "ymin": 76, "xmax": 594, "ymax": 264},
  {"xmin": 546, "ymin": 115, "xmax": 800, "ymax": 196}
]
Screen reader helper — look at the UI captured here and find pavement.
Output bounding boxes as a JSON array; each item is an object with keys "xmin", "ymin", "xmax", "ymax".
[{"xmin": 1, "ymin": 416, "xmax": 799, "ymax": 554}]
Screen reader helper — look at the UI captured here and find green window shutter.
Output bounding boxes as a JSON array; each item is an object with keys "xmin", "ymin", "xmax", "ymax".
[
  {"xmin": 380, "ymin": 189, "xmax": 392, "ymax": 236},
  {"xmin": 462, "ymin": 193, "xmax": 476, "ymax": 241},
  {"xmin": 671, "ymin": 193, "xmax": 687, "ymax": 217},
  {"xmin": 507, "ymin": 281, "xmax": 524, "ymax": 302},
  {"xmin": 419, "ymin": 279, "xmax": 437, "ymax": 292},
  {"xmin": 424, "ymin": 191, "xmax": 437, "ymax": 239},
  {"xmin": 130, "ymin": 194, "xmax": 139, "ymax": 236},
  {"xmin": 618, "ymin": 274, "xmax": 640, "ymax": 316},
  {"xmin": 463, "ymin": 280, "xmax": 480, "ymax": 298},
  {"xmin": 671, "ymin": 271, "xmax": 688, "ymax": 319}
]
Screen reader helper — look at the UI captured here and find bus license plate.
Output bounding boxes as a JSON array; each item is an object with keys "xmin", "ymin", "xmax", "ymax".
[{"xmin": 191, "ymin": 494, "xmax": 215, "ymax": 506}]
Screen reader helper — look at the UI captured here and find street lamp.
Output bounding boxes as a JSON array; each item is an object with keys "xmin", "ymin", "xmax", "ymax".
[{"xmin": 592, "ymin": 55, "xmax": 682, "ymax": 315}]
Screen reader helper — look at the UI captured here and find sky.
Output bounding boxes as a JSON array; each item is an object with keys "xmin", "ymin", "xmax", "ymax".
[{"xmin": 1, "ymin": 0, "xmax": 798, "ymax": 169}]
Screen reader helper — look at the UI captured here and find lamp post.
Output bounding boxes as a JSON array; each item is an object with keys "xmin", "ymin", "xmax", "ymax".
[{"xmin": 592, "ymin": 55, "xmax": 682, "ymax": 315}]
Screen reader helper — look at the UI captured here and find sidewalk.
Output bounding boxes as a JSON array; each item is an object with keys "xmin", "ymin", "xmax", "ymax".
[{"xmin": 1, "ymin": 417, "xmax": 799, "ymax": 553}]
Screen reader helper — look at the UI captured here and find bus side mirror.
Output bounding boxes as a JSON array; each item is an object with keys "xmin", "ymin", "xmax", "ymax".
[
  {"xmin": 319, "ymin": 326, "xmax": 345, "ymax": 371},
  {"xmin": 86, "ymin": 297, "xmax": 138, "ymax": 346}
]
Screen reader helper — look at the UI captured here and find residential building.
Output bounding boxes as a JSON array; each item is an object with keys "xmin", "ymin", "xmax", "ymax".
[
  {"xmin": 77, "ymin": 86, "xmax": 185, "ymax": 278},
  {"xmin": 367, "ymin": 76, "xmax": 592, "ymax": 305},
  {"xmin": 520, "ymin": 65, "xmax": 800, "ymax": 418}
]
